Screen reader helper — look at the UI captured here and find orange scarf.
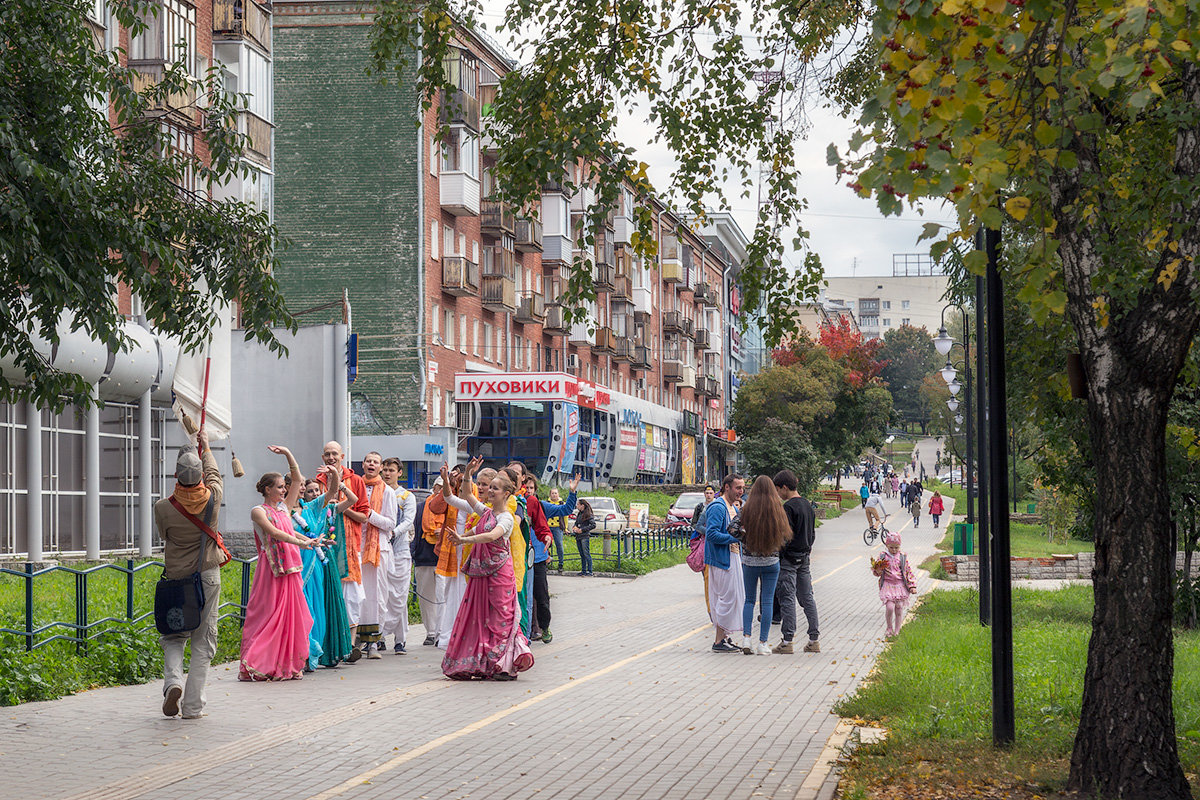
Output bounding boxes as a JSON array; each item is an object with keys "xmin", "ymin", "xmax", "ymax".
[
  {"xmin": 362, "ymin": 475, "xmax": 386, "ymax": 568},
  {"xmin": 172, "ymin": 482, "xmax": 212, "ymax": 516}
]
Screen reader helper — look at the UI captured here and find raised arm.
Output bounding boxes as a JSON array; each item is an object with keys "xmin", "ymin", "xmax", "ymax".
[
  {"xmin": 268, "ymin": 445, "xmax": 303, "ymax": 508},
  {"xmin": 322, "ymin": 465, "xmax": 341, "ymax": 505}
]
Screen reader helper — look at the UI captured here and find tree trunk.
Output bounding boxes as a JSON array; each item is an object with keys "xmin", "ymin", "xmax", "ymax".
[{"xmin": 1067, "ymin": 380, "xmax": 1192, "ymax": 798}]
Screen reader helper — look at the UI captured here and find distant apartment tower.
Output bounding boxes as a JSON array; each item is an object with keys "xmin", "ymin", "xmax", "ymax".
[{"xmin": 823, "ymin": 255, "xmax": 949, "ymax": 340}]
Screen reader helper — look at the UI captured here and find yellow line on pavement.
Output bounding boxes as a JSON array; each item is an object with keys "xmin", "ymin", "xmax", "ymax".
[{"xmin": 305, "ymin": 624, "xmax": 711, "ymax": 800}]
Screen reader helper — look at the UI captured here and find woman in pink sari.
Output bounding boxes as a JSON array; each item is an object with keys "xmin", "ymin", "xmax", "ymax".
[
  {"xmin": 240, "ymin": 446, "xmax": 326, "ymax": 681},
  {"xmin": 441, "ymin": 458, "xmax": 534, "ymax": 681}
]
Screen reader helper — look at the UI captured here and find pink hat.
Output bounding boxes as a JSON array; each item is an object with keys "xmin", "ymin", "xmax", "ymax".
[{"xmin": 883, "ymin": 531, "xmax": 902, "ymax": 547}]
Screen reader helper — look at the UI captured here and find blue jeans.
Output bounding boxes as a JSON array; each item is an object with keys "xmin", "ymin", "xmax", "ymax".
[
  {"xmin": 551, "ymin": 527, "xmax": 564, "ymax": 570},
  {"xmin": 575, "ymin": 535, "xmax": 593, "ymax": 574},
  {"xmin": 742, "ymin": 561, "xmax": 780, "ymax": 642}
]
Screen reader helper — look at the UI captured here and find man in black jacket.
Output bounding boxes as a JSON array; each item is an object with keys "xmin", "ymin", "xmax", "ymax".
[{"xmin": 772, "ymin": 470, "xmax": 820, "ymax": 654}]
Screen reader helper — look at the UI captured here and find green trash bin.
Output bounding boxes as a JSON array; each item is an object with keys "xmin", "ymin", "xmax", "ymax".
[
  {"xmin": 953, "ymin": 522, "xmax": 975, "ymax": 555},
  {"xmin": 1027, "ymin": 502, "xmax": 1037, "ymax": 514}
]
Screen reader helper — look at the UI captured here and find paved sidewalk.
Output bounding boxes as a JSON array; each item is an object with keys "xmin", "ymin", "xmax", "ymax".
[{"xmin": 3, "ymin": 493, "xmax": 953, "ymax": 800}]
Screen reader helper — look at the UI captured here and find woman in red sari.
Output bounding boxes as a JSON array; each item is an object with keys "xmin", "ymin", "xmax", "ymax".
[
  {"xmin": 441, "ymin": 458, "xmax": 534, "ymax": 681},
  {"xmin": 239, "ymin": 446, "xmax": 326, "ymax": 681}
]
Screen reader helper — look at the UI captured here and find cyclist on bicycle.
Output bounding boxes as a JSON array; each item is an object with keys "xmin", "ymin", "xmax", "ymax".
[{"xmin": 864, "ymin": 490, "xmax": 888, "ymax": 533}]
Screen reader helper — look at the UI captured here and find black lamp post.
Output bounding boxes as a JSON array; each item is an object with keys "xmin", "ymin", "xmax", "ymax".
[{"xmin": 934, "ymin": 309, "xmax": 974, "ymax": 528}]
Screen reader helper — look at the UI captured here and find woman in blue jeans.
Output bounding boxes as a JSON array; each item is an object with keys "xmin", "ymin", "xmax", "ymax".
[
  {"xmin": 736, "ymin": 475, "xmax": 793, "ymax": 655},
  {"xmin": 572, "ymin": 500, "xmax": 596, "ymax": 576}
]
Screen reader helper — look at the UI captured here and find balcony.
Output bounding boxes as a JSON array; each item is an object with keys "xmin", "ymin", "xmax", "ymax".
[
  {"xmin": 593, "ymin": 262, "xmax": 614, "ymax": 292},
  {"xmin": 515, "ymin": 218, "xmax": 543, "ymax": 253},
  {"xmin": 569, "ymin": 319, "xmax": 592, "ymax": 346},
  {"xmin": 663, "ymin": 310, "xmax": 683, "ymax": 333},
  {"xmin": 632, "ymin": 343, "xmax": 652, "ymax": 370},
  {"xmin": 682, "ymin": 317, "xmax": 696, "ymax": 340},
  {"xmin": 481, "ymin": 275, "xmax": 517, "ymax": 313},
  {"xmin": 633, "ymin": 286, "xmax": 653, "ymax": 320},
  {"xmin": 570, "ymin": 184, "xmax": 595, "ymax": 212},
  {"xmin": 441, "ymin": 256, "xmax": 479, "ymax": 296},
  {"xmin": 482, "ymin": 246, "xmax": 516, "ymax": 280},
  {"xmin": 439, "ymin": 88, "xmax": 481, "ymax": 132},
  {"xmin": 213, "ymin": 0, "xmax": 271, "ymax": 52},
  {"xmin": 614, "ymin": 214, "xmax": 634, "ymax": 245},
  {"xmin": 242, "ymin": 110, "xmax": 272, "ymax": 168},
  {"xmin": 694, "ymin": 327, "xmax": 711, "ymax": 350},
  {"xmin": 481, "ymin": 199, "xmax": 515, "ymax": 237},
  {"xmin": 613, "ymin": 337, "xmax": 634, "ymax": 363},
  {"xmin": 129, "ymin": 61, "xmax": 197, "ymax": 126},
  {"xmin": 695, "ymin": 281, "xmax": 719, "ymax": 307},
  {"xmin": 661, "ymin": 257, "xmax": 684, "ymax": 284},
  {"xmin": 699, "ymin": 376, "xmax": 721, "ymax": 398},
  {"xmin": 612, "ymin": 274, "xmax": 632, "ymax": 303},
  {"xmin": 440, "ymin": 171, "xmax": 481, "ymax": 216},
  {"xmin": 594, "ymin": 326, "xmax": 616, "ymax": 354},
  {"xmin": 542, "ymin": 234, "xmax": 571, "ymax": 265},
  {"xmin": 595, "ymin": 229, "xmax": 615, "ymax": 268},
  {"xmin": 677, "ymin": 364, "xmax": 697, "ymax": 389},
  {"xmin": 663, "ymin": 362, "xmax": 684, "ymax": 383},
  {"xmin": 544, "ymin": 304, "xmax": 569, "ymax": 334},
  {"xmin": 515, "ymin": 291, "xmax": 546, "ymax": 325}
]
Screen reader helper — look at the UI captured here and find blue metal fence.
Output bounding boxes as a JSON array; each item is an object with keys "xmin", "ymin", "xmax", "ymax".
[{"xmin": 0, "ymin": 558, "xmax": 258, "ymax": 653}]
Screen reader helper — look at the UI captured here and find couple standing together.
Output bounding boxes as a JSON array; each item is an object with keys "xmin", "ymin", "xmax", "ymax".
[{"xmin": 702, "ymin": 471, "xmax": 820, "ymax": 656}]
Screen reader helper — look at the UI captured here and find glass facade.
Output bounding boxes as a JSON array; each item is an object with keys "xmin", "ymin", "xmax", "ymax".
[{"xmin": 465, "ymin": 401, "xmax": 552, "ymax": 473}]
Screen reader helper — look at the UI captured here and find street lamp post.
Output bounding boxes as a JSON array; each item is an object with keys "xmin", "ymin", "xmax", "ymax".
[{"xmin": 934, "ymin": 308, "xmax": 974, "ymax": 528}]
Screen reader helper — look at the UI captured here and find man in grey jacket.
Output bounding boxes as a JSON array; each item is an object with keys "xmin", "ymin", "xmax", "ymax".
[{"xmin": 155, "ymin": 430, "xmax": 225, "ymax": 719}]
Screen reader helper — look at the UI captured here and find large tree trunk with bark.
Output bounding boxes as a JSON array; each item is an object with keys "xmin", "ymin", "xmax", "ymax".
[{"xmin": 1067, "ymin": 382, "xmax": 1191, "ymax": 798}]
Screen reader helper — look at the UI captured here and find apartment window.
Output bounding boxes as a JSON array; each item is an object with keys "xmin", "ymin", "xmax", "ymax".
[
  {"xmin": 901, "ymin": 300, "xmax": 911, "ymax": 310},
  {"xmin": 431, "ymin": 220, "xmax": 439, "ymax": 260},
  {"xmin": 882, "ymin": 301, "xmax": 891, "ymax": 310},
  {"xmin": 430, "ymin": 136, "xmax": 439, "ymax": 175},
  {"xmin": 882, "ymin": 318, "xmax": 891, "ymax": 327},
  {"xmin": 459, "ymin": 316, "xmax": 467, "ymax": 353},
  {"xmin": 431, "ymin": 302, "xmax": 440, "ymax": 340},
  {"xmin": 432, "ymin": 388, "xmax": 443, "ymax": 427},
  {"xmin": 443, "ymin": 225, "xmax": 456, "ymax": 257},
  {"xmin": 130, "ymin": 0, "xmax": 197, "ymax": 76},
  {"xmin": 443, "ymin": 309, "xmax": 455, "ymax": 348},
  {"xmin": 440, "ymin": 127, "xmax": 479, "ymax": 178},
  {"xmin": 473, "ymin": 321, "xmax": 480, "ymax": 356},
  {"xmin": 901, "ymin": 317, "xmax": 911, "ymax": 326},
  {"xmin": 483, "ymin": 323, "xmax": 493, "ymax": 361},
  {"xmin": 161, "ymin": 122, "xmax": 196, "ymax": 194},
  {"xmin": 442, "ymin": 48, "xmax": 478, "ymax": 97}
]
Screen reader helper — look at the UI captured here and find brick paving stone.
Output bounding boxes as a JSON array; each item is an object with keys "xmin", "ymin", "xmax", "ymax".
[{"xmin": 9, "ymin": 468, "xmax": 957, "ymax": 800}]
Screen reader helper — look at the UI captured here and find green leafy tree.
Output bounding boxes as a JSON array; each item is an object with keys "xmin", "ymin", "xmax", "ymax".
[
  {"xmin": 877, "ymin": 324, "xmax": 939, "ymax": 431},
  {"xmin": 2, "ymin": 0, "xmax": 293, "ymax": 409},
  {"xmin": 738, "ymin": 419, "xmax": 822, "ymax": 493},
  {"xmin": 834, "ymin": 1, "xmax": 1200, "ymax": 794}
]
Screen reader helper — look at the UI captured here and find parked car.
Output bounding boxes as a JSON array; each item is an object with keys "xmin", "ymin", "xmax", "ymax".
[
  {"xmin": 936, "ymin": 470, "xmax": 963, "ymax": 484},
  {"xmin": 570, "ymin": 497, "xmax": 630, "ymax": 532},
  {"xmin": 668, "ymin": 492, "xmax": 707, "ymax": 525}
]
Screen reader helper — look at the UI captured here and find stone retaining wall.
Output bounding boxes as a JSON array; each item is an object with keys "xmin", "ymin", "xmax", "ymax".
[{"xmin": 940, "ymin": 551, "xmax": 1200, "ymax": 581}]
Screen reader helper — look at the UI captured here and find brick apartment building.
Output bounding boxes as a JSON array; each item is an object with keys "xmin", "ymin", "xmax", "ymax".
[
  {"xmin": 272, "ymin": 2, "xmax": 743, "ymax": 487},
  {"xmin": 1, "ymin": 0, "xmax": 276, "ymax": 559}
]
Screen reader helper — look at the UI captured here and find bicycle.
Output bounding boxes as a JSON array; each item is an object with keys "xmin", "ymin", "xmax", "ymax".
[{"xmin": 863, "ymin": 522, "xmax": 891, "ymax": 547}]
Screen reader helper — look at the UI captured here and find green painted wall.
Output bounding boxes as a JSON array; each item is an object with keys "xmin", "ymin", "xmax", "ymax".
[{"xmin": 274, "ymin": 15, "xmax": 422, "ymax": 434}]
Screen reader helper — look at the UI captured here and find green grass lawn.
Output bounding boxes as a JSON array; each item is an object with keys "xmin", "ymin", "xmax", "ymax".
[{"xmin": 835, "ymin": 586, "xmax": 1200, "ymax": 796}]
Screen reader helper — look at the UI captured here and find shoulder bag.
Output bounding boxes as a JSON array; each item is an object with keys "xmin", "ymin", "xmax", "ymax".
[{"xmin": 154, "ymin": 495, "xmax": 227, "ymax": 635}]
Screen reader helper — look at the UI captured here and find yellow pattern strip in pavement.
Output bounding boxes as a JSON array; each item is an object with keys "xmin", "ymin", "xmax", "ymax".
[{"xmin": 305, "ymin": 623, "xmax": 712, "ymax": 800}]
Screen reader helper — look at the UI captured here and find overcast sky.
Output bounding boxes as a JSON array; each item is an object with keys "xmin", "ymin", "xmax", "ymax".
[{"xmin": 475, "ymin": 5, "xmax": 948, "ymax": 280}]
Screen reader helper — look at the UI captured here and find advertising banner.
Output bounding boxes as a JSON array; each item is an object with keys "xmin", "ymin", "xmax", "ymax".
[
  {"xmin": 585, "ymin": 434, "xmax": 601, "ymax": 467},
  {"xmin": 557, "ymin": 402, "xmax": 580, "ymax": 473},
  {"xmin": 681, "ymin": 435, "xmax": 696, "ymax": 484},
  {"xmin": 628, "ymin": 502, "xmax": 650, "ymax": 529}
]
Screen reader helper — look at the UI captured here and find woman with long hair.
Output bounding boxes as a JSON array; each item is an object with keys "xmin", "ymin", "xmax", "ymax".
[
  {"xmin": 239, "ymin": 446, "xmax": 326, "ymax": 681},
  {"xmin": 441, "ymin": 458, "xmax": 535, "ymax": 680},
  {"xmin": 572, "ymin": 499, "xmax": 596, "ymax": 576},
  {"xmin": 738, "ymin": 475, "xmax": 793, "ymax": 655}
]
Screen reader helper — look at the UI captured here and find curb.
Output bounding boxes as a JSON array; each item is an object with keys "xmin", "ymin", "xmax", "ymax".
[{"xmin": 797, "ymin": 721, "xmax": 889, "ymax": 799}]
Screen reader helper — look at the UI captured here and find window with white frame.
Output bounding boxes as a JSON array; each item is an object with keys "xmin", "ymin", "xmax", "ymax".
[
  {"xmin": 443, "ymin": 225, "xmax": 456, "ymax": 257},
  {"xmin": 901, "ymin": 300, "xmax": 911, "ymax": 309},
  {"xmin": 432, "ymin": 302, "xmax": 440, "ymax": 340},
  {"xmin": 443, "ymin": 309, "xmax": 454, "ymax": 348},
  {"xmin": 243, "ymin": 47, "xmax": 272, "ymax": 121},
  {"xmin": 430, "ymin": 220, "xmax": 439, "ymax": 260},
  {"xmin": 483, "ymin": 322, "xmax": 492, "ymax": 360},
  {"xmin": 440, "ymin": 127, "xmax": 479, "ymax": 177},
  {"xmin": 432, "ymin": 388, "xmax": 443, "ymax": 427},
  {"xmin": 130, "ymin": 0, "xmax": 197, "ymax": 76},
  {"xmin": 459, "ymin": 316, "xmax": 467, "ymax": 352},
  {"xmin": 473, "ymin": 321, "xmax": 480, "ymax": 356}
]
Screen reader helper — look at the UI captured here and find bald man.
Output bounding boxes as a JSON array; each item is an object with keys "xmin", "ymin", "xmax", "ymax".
[{"xmin": 316, "ymin": 441, "xmax": 370, "ymax": 660}]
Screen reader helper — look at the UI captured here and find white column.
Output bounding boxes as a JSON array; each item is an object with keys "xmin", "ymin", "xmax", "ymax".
[
  {"xmin": 138, "ymin": 389, "xmax": 153, "ymax": 556},
  {"xmin": 85, "ymin": 385, "xmax": 101, "ymax": 560},
  {"xmin": 25, "ymin": 401, "xmax": 43, "ymax": 563}
]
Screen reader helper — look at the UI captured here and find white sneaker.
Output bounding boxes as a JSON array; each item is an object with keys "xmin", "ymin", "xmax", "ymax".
[
  {"xmin": 741, "ymin": 635, "xmax": 754, "ymax": 655},
  {"xmin": 755, "ymin": 640, "xmax": 772, "ymax": 656}
]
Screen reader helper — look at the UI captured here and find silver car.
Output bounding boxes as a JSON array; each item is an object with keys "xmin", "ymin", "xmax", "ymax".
[{"xmin": 576, "ymin": 496, "xmax": 630, "ymax": 532}]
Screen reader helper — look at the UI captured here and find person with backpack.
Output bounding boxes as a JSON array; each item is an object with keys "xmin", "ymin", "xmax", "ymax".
[{"xmin": 771, "ymin": 470, "xmax": 819, "ymax": 654}]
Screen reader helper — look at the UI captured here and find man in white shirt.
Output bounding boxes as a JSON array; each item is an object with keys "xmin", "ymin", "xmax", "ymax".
[
  {"xmin": 381, "ymin": 457, "xmax": 418, "ymax": 654},
  {"xmin": 864, "ymin": 491, "xmax": 888, "ymax": 532},
  {"xmin": 358, "ymin": 451, "xmax": 398, "ymax": 659}
]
